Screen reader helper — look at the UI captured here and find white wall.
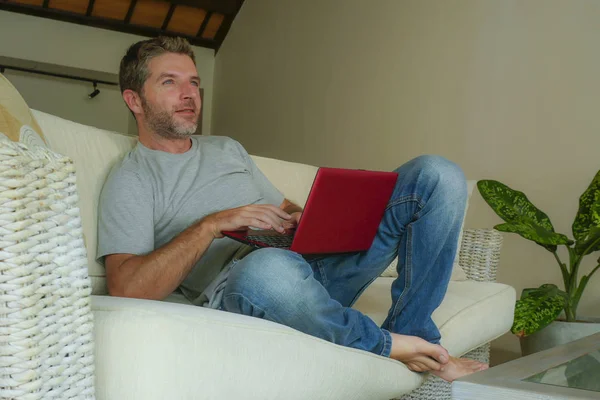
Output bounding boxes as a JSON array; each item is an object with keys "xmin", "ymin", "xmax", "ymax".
[
  {"xmin": 213, "ymin": 0, "xmax": 600, "ymax": 363},
  {"xmin": 0, "ymin": 10, "xmax": 215, "ymax": 135}
]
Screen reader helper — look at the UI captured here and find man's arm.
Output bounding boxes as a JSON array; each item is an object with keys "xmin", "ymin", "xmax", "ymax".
[
  {"xmin": 105, "ymin": 204, "xmax": 292, "ymax": 300},
  {"xmin": 105, "ymin": 220, "xmax": 213, "ymax": 300}
]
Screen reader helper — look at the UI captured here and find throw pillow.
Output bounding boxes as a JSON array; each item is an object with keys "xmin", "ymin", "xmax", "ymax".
[
  {"xmin": 0, "ymin": 137, "xmax": 95, "ymax": 399},
  {"xmin": 0, "ymin": 73, "xmax": 47, "ymax": 147}
]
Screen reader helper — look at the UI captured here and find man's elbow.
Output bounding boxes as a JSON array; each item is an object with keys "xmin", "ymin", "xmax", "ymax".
[
  {"xmin": 107, "ymin": 277, "xmax": 164, "ymax": 300},
  {"xmin": 106, "ymin": 278, "xmax": 132, "ymax": 298}
]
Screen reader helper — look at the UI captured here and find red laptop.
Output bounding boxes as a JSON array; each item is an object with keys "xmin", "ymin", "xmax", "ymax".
[{"xmin": 222, "ymin": 167, "xmax": 398, "ymax": 255}]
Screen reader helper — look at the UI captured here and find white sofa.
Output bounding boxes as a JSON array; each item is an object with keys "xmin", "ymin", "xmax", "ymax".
[{"xmin": 25, "ymin": 108, "xmax": 515, "ymax": 400}]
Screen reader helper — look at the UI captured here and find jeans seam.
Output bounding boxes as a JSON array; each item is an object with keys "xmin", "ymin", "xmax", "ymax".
[
  {"xmin": 316, "ymin": 260, "xmax": 329, "ymax": 287},
  {"xmin": 223, "ymin": 292, "xmax": 272, "ymax": 320},
  {"xmin": 389, "ymin": 223, "xmax": 413, "ymax": 328},
  {"xmin": 380, "ymin": 328, "xmax": 392, "ymax": 357},
  {"xmin": 386, "ymin": 194, "xmax": 425, "ymax": 212}
]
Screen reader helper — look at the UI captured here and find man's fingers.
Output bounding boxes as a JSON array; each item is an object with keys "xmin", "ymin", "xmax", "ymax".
[
  {"xmin": 246, "ymin": 218, "xmax": 271, "ymax": 230},
  {"xmin": 241, "ymin": 212, "xmax": 285, "ymax": 232},
  {"xmin": 272, "ymin": 206, "xmax": 292, "ymax": 220},
  {"xmin": 249, "ymin": 204, "xmax": 291, "ymax": 219},
  {"xmin": 248, "ymin": 210, "xmax": 287, "ymax": 232},
  {"xmin": 261, "ymin": 214, "xmax": 285, "ymax": 232},
  {"xmin": 231, "ymin": 206, "xmax": 292, "ymax": 232}
]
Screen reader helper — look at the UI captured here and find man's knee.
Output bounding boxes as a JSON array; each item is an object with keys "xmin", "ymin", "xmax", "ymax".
[
  {"xmin": 223, "ymin": 248, "xmax": 310, "ymax": 313},
  {"xmin": 399, "ymin": 155, "xmax": 467, "ymax": 203}
]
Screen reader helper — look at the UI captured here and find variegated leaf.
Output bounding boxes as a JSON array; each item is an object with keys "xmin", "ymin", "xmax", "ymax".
[
  {"xmin": 478, "ymin": 180, "xmax": 572, "ymax": 250},
  {"xmin": 573, "ymin": 170, "xmax": 600, "ymax": 255},
  {"xmin": 511, "ymin": 284, "xmax": 567, "ymax": 337}
]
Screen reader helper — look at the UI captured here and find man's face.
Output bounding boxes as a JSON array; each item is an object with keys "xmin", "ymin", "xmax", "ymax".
[{"xmin": 139, "ymin": 53, "xmax": 202, "ymax": 139}]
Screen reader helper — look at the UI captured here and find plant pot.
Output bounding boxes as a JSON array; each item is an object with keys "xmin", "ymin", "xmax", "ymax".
[{"xmin": 519, "ymin": 317, "xmax": 600, "ymax": 356}]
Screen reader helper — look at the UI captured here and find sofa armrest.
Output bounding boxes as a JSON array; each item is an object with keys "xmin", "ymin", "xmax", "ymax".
[
  {"xmin": 91, "ymin": 295, "xmax": 422, "ymax": 400},
  {"xmin": 458, "ymin": 229, "xmax": 503, "ymax": 283}
]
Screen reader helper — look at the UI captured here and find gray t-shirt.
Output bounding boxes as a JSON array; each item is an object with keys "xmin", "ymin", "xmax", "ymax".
[{"xmin": 97, "ymin": 136, "xmax": 284, "ymax": 303}]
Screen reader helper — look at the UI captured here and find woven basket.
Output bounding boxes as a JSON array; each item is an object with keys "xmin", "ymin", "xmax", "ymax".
[{"xmin": 0, "ymin": 138, "xmax": 95, "ymax": 399}]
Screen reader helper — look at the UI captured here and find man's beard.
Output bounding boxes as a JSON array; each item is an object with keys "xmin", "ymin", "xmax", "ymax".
[{"xmin": 141, "ymin": 97, "xmax": 198, "ymax": 139}]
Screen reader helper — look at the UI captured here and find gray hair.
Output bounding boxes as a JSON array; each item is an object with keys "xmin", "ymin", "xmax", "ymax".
[{"xmin": 119, "ymin": 36, "xmax": 196, "ymax": 95}]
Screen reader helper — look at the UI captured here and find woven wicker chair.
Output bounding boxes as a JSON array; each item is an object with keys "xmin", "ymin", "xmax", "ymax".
[
  {"xmin": 0, "ymin": 139, "xmax": 95, "ymax": 399},
  {"xmin": 399, "ymin": 229, "xmax": 503, "ymax": 400}
]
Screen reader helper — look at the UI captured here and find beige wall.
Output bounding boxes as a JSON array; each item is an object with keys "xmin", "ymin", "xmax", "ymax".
[
  {"xmin": 0, "ymin": 10, "xmax": 214, "ymax": 135},
  {"xmin": 213, "ymin": 0, "xmax": 600, "ymax": 362}
]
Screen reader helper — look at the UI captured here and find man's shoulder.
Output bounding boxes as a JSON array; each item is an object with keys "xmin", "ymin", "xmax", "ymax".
[
  {"xmin": 195, "ymin": 135, "xmax": 240, "ymax": 149},
  {"xmin": 195, "ymin": 135, "xmax": 249, "ymax": 159},
  {"xmin": 105, "ymin": 147, "xmax": 148, "ymax": 186}
]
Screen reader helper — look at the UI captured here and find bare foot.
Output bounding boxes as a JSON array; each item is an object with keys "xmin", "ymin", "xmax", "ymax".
[
  {"xmin": 389, "ymin": 333, "xmax": 449, "ymax": 372},
  {"xmin": 431, "ymin": 356, "xmax": 488, "ymax": 382}
]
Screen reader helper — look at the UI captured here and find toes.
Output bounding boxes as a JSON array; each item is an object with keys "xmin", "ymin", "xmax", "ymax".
[{"xmin": 464, "ymin": 360, "xmax": 488, "ymax": 371}]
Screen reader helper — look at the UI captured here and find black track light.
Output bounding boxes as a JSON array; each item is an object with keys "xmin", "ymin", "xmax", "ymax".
[{"xmin": 88, "ymin": 82, "xmax": 100, "ymax": 99}]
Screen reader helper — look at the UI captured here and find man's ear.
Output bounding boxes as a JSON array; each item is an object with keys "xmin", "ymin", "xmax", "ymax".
[{"xmin": 123, "ymin": 89, "xmax": 143, "ymax": 115}]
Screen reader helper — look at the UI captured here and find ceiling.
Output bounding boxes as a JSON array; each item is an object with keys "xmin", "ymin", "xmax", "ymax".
[{"xmin": 0, "ymin": 0, "xmax": 245, "ymax": 51}]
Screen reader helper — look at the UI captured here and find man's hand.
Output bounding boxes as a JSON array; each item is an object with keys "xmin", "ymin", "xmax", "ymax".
[
  {"xmin": 202, "ymin": 204, "xmax": 292, "ymax": 238},
  {"xmin": 283, "ymin": 212, "xmax": 302, "ymax": 229}
]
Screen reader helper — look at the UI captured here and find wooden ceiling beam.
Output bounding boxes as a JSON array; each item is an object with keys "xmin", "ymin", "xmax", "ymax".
[
  {"xmin": 124, "ymin": 0, "xmax": 137, "ymax": 23},
  {"xmin": 161, "ymin": 3, "xmax": 176, "ymax": 30},
  {"xmin": 86, "ymin": 0, "xmax": 95, "ymax": 17},
  {"xmin": 214, "ymin": 0, "xmax": 243, "ymax": 52},
  {"xmin": 0, "ymin": 2, "xmax": 219, "ymax": 49},
  {"xmin": 196, "ymin": 10, "xmax": 212, "ymax": 37},
  {"xmin": 169, "ymin": 0, "xmax": 238, "ymax": 15}
]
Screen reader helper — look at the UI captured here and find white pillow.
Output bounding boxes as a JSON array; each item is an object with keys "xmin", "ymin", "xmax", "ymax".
[
  {"xmin": 381, "ymin": 180, "xmax": 476, "ymax": 281},
  {"xmin": 31, "ymin": 109, "xmax": 137, "ymax": 290}
]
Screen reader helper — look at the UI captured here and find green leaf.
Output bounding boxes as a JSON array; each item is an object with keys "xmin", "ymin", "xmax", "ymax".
[
  {"xmin": 478, "ymin": 180, "xmax": 573, "ymax": 251},
  {"xmin": 511, "ymin": 284, "xmax": 567, "ymax": 337},
  {"xmin": 573, "ymin": 170, "xmax": 600, "ymax": 255}
]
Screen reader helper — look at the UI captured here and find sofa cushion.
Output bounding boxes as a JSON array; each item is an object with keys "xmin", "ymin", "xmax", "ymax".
[
  {"xmin": 352, "ymin": 277, "xmax": 516, "ymax": 356},
  {"xmin": 93, "ymin": 295, "xmax": 421, "ymax": 400},
  {"xmin": 32, "ymin": 109, "xmax": 137, "ymax": 292},
  {"xmin": 252, "ymin": 156, "xmax": 319, "ymax": 207},
  {"xmin": 0, "ymin": 73, "xmax": 47, "ymax": 147}
]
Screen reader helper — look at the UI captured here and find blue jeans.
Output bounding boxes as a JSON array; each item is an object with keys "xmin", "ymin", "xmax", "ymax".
[{"xmin": 221, "ymin": 155, "xmax": 467, "ymax": 357}]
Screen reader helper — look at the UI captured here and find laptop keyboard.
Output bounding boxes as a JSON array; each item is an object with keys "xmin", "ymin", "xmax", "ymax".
[{"xmin": 248, "ymin": 234, "xmax": 294, "ymax": 248}]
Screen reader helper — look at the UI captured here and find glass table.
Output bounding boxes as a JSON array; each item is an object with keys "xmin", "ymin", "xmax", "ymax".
[{"xmin": 453, "ymin": 332, "xmax": 600, "ymax": 399}]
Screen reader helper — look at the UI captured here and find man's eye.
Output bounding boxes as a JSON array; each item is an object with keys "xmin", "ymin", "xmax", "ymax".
[
  {"xmin": 163, "ymin": 79, "xmax": 174, "ymax": 85},
  {"xmin": 191, "ymin": 81, "xmax": 200, "ymax": 87}
]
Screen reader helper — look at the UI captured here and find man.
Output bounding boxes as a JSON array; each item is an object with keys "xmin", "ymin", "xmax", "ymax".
[{"xmin": 98, "ymin": 36, "xmax": 487, "ymax": 382}]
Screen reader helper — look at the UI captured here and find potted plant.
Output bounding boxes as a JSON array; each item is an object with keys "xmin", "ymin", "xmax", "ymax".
[{"xmin": 477, "ymin": 171, "xmax": 600, "ymax": 355}]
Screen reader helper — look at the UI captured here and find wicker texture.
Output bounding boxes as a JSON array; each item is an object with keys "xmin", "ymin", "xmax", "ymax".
[
  {"xmin": 397, "ymin": 228, "xmax": 503, "ymax": 400},
  {"xmin": 457, "ymin": 229, "xmax": 503, "ymax": 282},
  {"xmin": 0, "ymin": 138, "xmax": 95, "ymax": 399}
]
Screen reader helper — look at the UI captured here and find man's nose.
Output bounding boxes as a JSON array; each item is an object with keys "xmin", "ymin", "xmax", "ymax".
[{"xmin": 181, "ymin": 82, "xmax": 199, "ymax": 99}]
